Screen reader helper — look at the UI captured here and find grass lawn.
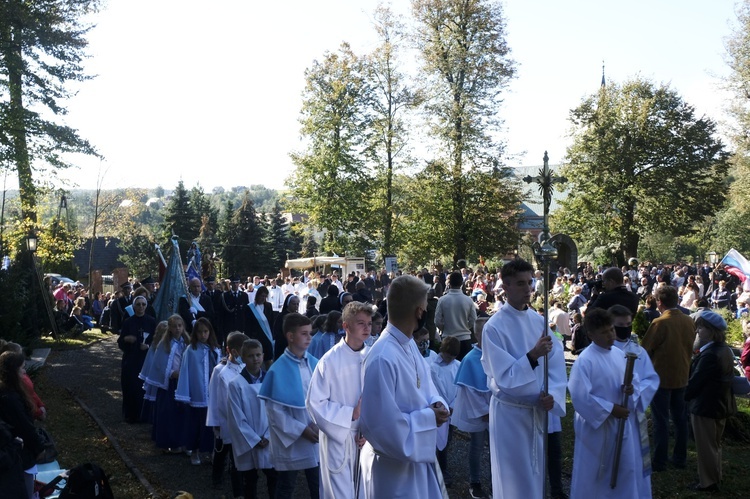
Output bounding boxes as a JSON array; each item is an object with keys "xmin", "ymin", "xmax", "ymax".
[
  {"xmin": 32, "ymin": 328, "xmax": 112, "ymax": 351},
  {"xmin": 560, "ymin": 394, "xmax": 750, "ymax": 498}
]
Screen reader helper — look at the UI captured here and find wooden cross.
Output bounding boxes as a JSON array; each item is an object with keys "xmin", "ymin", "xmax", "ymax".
[{"xmin": 523, "ymin": 151, "xmax": 566, "ymax": 243}]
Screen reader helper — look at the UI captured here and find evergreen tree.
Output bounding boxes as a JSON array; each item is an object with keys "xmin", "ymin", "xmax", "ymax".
[
  {"xmin": 223, "ymin": 192, "xmax": 266, "ymax": 277},
  {"xmin": 163, "ymin": 181, "xmax": 199, "ymax": 258},
  {"xmin": 0, "ymin": 0, "xmax": 101, "ymax": 222},
  {"xmin": 267, "ymin": 201, "xmax": 290, "ymax": 272},
  {"xmin": 300, "ymin": 229, "xmax": 319, "ymax": 258}
]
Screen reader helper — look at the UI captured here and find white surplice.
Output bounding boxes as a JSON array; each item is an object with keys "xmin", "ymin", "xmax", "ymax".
[
  {"xmin": 568, "ymin": 343, "xmax": 642, "ymax": 499},
  {"xmin": 206, "ymin": 361, "xmax": 243, "ymax": 444},
  {"xmin": 226, "ymin": 371, "xmax": 272, "ymax": 471},
  {"xmin": 480, "ymin": 303, "xmax": 567, "ymax": 499},
  {"xmin": 306, "ymin": 339, "xmax": 368, "ymax": 498},
  {"xmin": 359, "ymin": 324, "xmax": 447, "ymax": 499},
  {"xmin": 429, "ymin": 355, "xmax": 460, "ymax": 451},
  {"xmin": 612, "ymin": 339, "xmax": 660, "ymax": 498}
]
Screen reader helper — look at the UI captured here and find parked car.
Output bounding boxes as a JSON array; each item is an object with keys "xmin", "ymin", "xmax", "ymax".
[{"xmin": 44, "ymin": 273, "xmax": 76, "ymax": 288}]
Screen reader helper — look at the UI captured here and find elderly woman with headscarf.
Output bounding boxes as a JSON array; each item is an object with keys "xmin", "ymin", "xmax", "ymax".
[
  {"xmin": 118, "ymin": 294, "xmax": 157, "ymax": 423},
  {"xmin": 685, "ymin": 311, "xmax": 737, "ymax": 492}
]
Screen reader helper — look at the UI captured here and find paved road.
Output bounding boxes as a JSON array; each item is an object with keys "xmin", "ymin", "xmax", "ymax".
[{"xmin": 45, "ymin": 335, "xmax": 495, "ymax": 498}]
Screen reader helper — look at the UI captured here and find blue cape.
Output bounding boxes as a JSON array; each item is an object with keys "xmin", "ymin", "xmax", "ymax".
[
  {"xmin": 454, "ymin": 345, "xmax": 490, "ymax": 392},
  {"xmin": 259, "ymin": 351, "xmax": 318, "ymax": 409}
]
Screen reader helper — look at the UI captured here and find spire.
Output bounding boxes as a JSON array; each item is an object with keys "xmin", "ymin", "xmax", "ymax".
[{"xmin": 601, "ymin": 61, "xmax": 605, "ymax": 88}]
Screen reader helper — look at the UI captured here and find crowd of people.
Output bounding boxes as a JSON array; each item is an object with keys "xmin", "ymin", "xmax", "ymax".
[{"xmin": 1, "ymin": 256, "xmax": 749, "ymax": 498}]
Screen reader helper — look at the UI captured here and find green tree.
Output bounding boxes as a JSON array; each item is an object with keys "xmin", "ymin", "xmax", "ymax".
[
  {"xmin": 364, "ymin": 4, "xmax": 420, "ymax": 257},
  {"xmin": 413, "ymin": 0, "xmax": 517, "ymax": 265},
  {"xmin": 718, "ymin": 0, "xmax": 750, "ymax": 255},
  {"xmin": 223, "ymin": 192, "xmax": 267, "ymax": 277},
  {"xmin": 300, "ymin": 228, "xmax": 319, "ymax": 258},
  {"xmin": 553, "ymin": 78, "xmax": 730, "ymax": 262},
  {"xmin": 288, "ymin": 43, "xmax": 372, "ymax": 253},
  {"xmin": 163, "ymin": 181, "xmax": 200, "ymax": 258},
  {"xmin": 0, "ymin": 0, "xmax": 101, "ymax": 222},
  {"xmin": 267, "ymin": 201, "xmax": 291, "ymax": 272}
]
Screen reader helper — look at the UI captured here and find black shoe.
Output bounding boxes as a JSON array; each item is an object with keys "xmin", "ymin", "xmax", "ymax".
[
  {"xmin": 651, "ymin": 463, "xmax": 666, "ymax": 472},
  {"xmin": 551, "ymin": 492, "xmax": 568, "ymax": 499},
  {"xmin": 689, "ymin": 482, "xmax": 718, "ymax": 492},
  {"xmin": 469, "ymin": 483, "xmax": 489, "ymax": 498}
]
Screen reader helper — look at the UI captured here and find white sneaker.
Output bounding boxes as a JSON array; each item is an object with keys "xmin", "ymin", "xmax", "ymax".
[{"xmin": 190, "ymin": 452, "xmax": 201, "ymax": 465}]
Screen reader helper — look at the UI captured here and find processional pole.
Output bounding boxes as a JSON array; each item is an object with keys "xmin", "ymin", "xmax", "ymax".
[{"xmin": 523, "ymin": 151, "xmax": 566, "ymax": 498}]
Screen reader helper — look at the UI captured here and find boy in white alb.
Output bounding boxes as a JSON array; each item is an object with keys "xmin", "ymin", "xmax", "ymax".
[
  {"xmin": 258, "ymin": 313, "xmax": 320, "ymax": 499},
  {"xmin": 569, "ymin": 308, "xmax": 641, "ymax": 498},
  {"xmin": 359, "ymin": 275, "xmax": 450, "ymax": 499},
  {"xmin": 481, "ymin": 259, "xmax": 567, "ymax": 499},
  {"xmin": 430, "ymin": 336, "xmax": 461, "ymax": 486},
  {"xmin": 206, "ymin": 332, "xmax": 248, "ymax": 495},
  {"xmin": 306, "ymin": 301, "xmax": 371, "ymax": 498},
  {"xmin": 227, "ymin": 339, "xmax": 277, "ymax": 499}
]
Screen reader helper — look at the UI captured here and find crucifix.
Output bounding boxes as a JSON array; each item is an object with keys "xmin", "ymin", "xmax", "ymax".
[{"xmin": 523, "ymin": 151, "xmax": 566, "ymax": 499}]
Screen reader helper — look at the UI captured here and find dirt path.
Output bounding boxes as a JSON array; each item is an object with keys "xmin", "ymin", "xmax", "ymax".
[{"xmin": 42, "ymin": 334, "xmax": 494, "ymax": 498}]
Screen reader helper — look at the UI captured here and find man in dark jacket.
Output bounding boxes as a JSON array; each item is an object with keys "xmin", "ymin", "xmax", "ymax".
[
  {"xmin": 589, "ymin": 267, "xmax": 639, "ymax": 316},
  {"xmin": 319, "ymin": 284, "xmax": 341, "ymax": 314}
]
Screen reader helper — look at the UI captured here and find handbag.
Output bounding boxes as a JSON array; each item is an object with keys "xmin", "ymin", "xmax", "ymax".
[{"xmin": 36, "ymin": 427, "xmax": 59, "ymax": 464}]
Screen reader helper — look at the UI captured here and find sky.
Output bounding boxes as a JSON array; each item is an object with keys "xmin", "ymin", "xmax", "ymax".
[{"xmin": 31, "ymin": 0, "xmax": 742, "ymax": 192}]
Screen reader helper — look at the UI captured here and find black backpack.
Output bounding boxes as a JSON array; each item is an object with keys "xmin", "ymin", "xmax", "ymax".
[{"xmin": 59, "ymin": 463, "xmax": 114, "ymax": 499}]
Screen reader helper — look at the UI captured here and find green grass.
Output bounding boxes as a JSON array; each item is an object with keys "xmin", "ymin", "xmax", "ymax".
[
  {"xmin": 561, "ymin": 395, "xmax": 750, "ymax": 498},
  {"xmin": 32, "ymin": 328, "xmax": 112, "ymax": 351}
]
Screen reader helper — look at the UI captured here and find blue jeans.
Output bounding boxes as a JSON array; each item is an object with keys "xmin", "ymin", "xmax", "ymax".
[
  {"xmin": 650, "ymin": 387, "xmax": 688, "ymax": 468},
  {"xmin": 275, "ymin": 467, "xmax": 319, "ymax": 499},
  {"xmin": 468, "ymin": 430, "xmax": 489, "ymax": 484}
]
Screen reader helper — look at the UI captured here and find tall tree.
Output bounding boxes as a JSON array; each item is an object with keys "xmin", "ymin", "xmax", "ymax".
[
  {"xmin": 553, "ymin": 78, "xmax": 730, "ymax": 261},
  {"xmin": 0, "ymin": 0, "xmax": 101, "ymax": 222},
  {"xmin": 288, "ymin": 43, "xmax": 372, "ymax": 253},
  {"xmin": 163, "ymin": 181, "xmax": 199, "ymax": 257},
  {"xmin": 413, "ymin": 0, "xmax": 517, "ymax": 265},
  {"xmin": 364, "ymin": 4, "xmax": 420, "ymax": 257},
  {"xmin": 223, "ymin": 192, "xmax": 266, "ymax": 277},
  {"xmin": 267, "ymin": 201, "xmax": 291, "ymax": 272},
  {"xmin": 717, "ymin": 0, "xmax": 750, "ymax": 254}
]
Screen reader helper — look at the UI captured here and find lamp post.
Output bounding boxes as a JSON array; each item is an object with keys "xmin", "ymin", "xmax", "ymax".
[
  {"xmin": 707, "ymin": 251, "xmax": 718, "ymax": 266},
  {"xmin": 26, "ymin": 230, "xmax": 38, "ymax": 253}
]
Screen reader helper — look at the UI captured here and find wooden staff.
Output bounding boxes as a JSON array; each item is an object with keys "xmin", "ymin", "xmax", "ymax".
[{"xmin": 610, "ymin": 351, "xmax": 638, "ymax": 489}]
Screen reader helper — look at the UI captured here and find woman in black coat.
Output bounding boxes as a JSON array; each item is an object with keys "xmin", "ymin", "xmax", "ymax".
[
  {"xmin": 244, "ymin": 285, "xmax": 275, "ymax": 364},
  {"xmin": 0, "ymin": 351, "xmax": 45, "ymax": 498},
  {"xmin": 685, "ymin": 311, "xmax": 737, "ymax": 492}
]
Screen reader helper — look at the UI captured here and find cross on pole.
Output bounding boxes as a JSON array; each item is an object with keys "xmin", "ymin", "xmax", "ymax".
[
  {"xmin": 522, "ymin": 151, "xmax": 566, "ymax": 499},
  {"xmin": 523, "ymin": 151, "xmax": 567, "ymax": 243}
]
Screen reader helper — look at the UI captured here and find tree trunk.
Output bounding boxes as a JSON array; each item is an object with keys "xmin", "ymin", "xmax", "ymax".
[{"xmin": 5, "ymin": 23, "xmax": 36, "ymax": 222}]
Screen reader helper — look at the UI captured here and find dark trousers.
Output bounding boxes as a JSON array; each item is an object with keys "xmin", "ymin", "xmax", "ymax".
[
  {"xmin": 651, "ymin": 387, "xmax": 688, "ymax": 468},
  {"xmin": 458, "ymin": 339, "xmax": 473, "ymax": 361},
  {"xmin": 436, "ymin": 425, "xmax": 454, "ymax": 484},
  {"xmin": 212, "ymin": 440, "xmax": 243, "ymax": 495},
  {"xmin": 548, "ymin": 431, "xmax": 563, "ymax": 495},
  {"xmin": 244, "ymin": 467, "xmax": 278, "ymax": 499},
  {"xmin": 275, "ymin": 467, "xmax": 319, "ymax": 499}
]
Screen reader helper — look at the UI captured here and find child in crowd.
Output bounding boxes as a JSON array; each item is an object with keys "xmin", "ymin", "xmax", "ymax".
[
  {"xmin": 307, "ymin": 301, "xmax": 371, "ymax": 498},
  {"xmin": 176, "ymin": 317, "xmax": 221, "ymax": 465},
  {"xmin": 142, "ymin": 314, "xmax": 189, "ymax": 452},
  {"xmin": 206, "ymin": 331, "xmax": 249, "ymax": 494},
  {"xmin": 570, "ymin": 312, "xmax": 588, "ymax": 354},
  {"xmin": 414, "ymin": 327, "xmax": 438, "ymax": 362},
  {"xmin": 608, "ymin": 304, "xmax": 660, "ymax": 498},
  {"xmin": 308, "ymin": 310, "xmax": 343, "ymax": 360},
  {"xmin": 569, "ymin": 308, "xmax": 641, "ymax": 497},
  {"xmin": 139, "ymin": 320, "xmax": 168, "ymax": 423},
  {"xmin": 366, "ymin": 311, "xmax": 384, "ymax": 346},
  {"xmin": 227, "ymin": 339, "xmax": 277, "ymax": 499},
  {"xmin": 0, "ymin": 341, "xmax": 46, "ymax": 421},
  {"xmin": 453, "ymin": 318, "xmax": 491, "ymax": 499},
  {"xmin": 259, "ymin": 313, "xmax": 320, "ymax": 499},
  {"xmin": 430, "ymin": 336, "xmax": 461, "ymax": 487}
]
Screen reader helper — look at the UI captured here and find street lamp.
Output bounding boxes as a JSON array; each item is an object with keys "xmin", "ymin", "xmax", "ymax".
[
  {"xmin": 707, "ymin": 251, "xmax": 718, "ymax": 265},
  {"xmin": 26, "ymin": 230, "xmax": 38, "ymax": 253}
]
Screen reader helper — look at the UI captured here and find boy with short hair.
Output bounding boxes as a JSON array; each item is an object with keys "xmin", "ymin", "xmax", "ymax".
[
  {"xmin": 569, "ymin": 308, "xmax": 643, "ymax": 497},
  {"xmin": 227, "ymin": 339, "xmax": 277, "ymax": 499},
  {"xmin": 259, "ymin": 313, "xmax": 320, "ymax": 499},
  {"xmin": 608, "ymin": 304, "xmax": 659, "ymax": 497},
  {"xmin": 453, "ymin": 317, "xmax": 491, "ymax": 499},
  {"xmin": 430, "ymin": 335, "xmax": 461, "ymax": 487},
  {"xmin": 206, "ymin": 331, "xmax": 249, "ymax": 494},
  {"xmin": 306, "ymin": 301, "xmax": 371, "ymax": 498}
]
